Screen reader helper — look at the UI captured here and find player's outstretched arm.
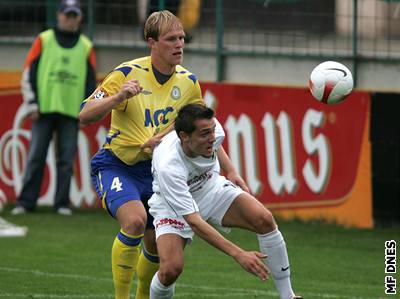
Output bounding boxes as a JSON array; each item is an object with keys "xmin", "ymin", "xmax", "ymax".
[
  {"xmin": 79, "ymin": 79, "xmax": 143, "ymax": 125},
  {"xmin": 184, "ymin": 212, "xmax": 269, "ymax": 281}
]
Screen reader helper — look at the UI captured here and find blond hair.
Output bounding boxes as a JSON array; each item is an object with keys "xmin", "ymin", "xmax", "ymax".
[{"xmin": 144, "ymin": 10, "xmax": 183, "ymax": 41}]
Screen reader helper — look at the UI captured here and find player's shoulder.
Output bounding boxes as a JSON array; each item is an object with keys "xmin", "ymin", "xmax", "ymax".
[
  {"xmin": 154, "ymin": 132, "xmax": 184, "ymax": 170},
  {"xmin": 174, "ymin": 65, "xmax": 198, "ymax": 84},
  {"xmin": 112, "ymin": 56, "xmax": 151, "ymax": 78},
  {"xmin": 155, "ymin": 131, "xmax": 178, "ymax": 157},
  {"xmin": 214, "ymin": 118, "xmax": 226, "ymax": 149}
]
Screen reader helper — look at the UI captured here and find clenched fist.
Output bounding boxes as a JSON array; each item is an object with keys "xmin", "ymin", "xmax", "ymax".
[{"xmin": 118, "ymin": 79, "xmax": 143, "ymax": 101}]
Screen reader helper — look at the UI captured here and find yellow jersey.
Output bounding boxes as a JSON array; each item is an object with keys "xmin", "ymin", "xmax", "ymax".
[{"xmin": 84, "ymin": 56, "xmax": 203, "ymax": 165}]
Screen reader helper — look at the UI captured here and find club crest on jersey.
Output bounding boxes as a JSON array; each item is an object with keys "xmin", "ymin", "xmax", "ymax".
[{"xmin": 171, "ymin": 86, "xmax": 181, "ymax": 100}]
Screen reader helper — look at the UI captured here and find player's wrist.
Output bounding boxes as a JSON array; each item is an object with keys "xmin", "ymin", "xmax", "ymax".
[
  {"xmin": 114, "ymin": 92, "xmax": 127, "ymax": 103},
  {"xmin": 231, "ymin": 248, "xmax": 245, "ymax": 260}
]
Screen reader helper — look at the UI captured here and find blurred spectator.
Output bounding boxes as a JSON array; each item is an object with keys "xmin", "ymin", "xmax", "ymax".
[{"xmin": 11, "ymin": 0, "xmax": 96, "ymax": 216}]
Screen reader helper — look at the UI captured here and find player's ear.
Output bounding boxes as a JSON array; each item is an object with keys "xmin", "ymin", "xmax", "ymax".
[
  {"xmin": 147, "ymin": 37, "xmax": 156, "ymax": 48},
  {"xmin": 178, "ymin": 131, "xmax": 189, "ymax": 142}
]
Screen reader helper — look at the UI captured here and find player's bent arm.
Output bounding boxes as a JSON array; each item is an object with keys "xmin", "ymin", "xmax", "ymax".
[
  {"xmin": 79, "ymin": 79, "xmax": 143, "ymax": 125},
  {"xmin": 79, "ymin": 93, "xmax": 125, "ymax": 125},
  {"xmin": 217, "ymin": 147, "xmax": 249, "ymax": 192},
  {"xmin": 183, "ymin": 212, "xmax": 269, "ymax": 281},
  {"xmin": 217, "ymin": 146, "xmax": 236, "ymax": 174}
]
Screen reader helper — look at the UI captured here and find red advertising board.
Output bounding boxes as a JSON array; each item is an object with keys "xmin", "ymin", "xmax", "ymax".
[{"xmin": 0, "ymin": 82, "xmax": 372, "ymax": 227}]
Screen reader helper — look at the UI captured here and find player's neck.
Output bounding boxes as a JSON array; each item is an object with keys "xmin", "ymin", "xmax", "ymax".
[
  {"xmin": 152, "ymin": 65, "xmax": 173, "ymax": 85},
  {"xmin": 181, "ymin": 144, "xmax": 212, "ymax": 159},
  {"xmin": 182, "ymin": 146, "xmax": 195, "ymax": 158},
  {"xmin": 181, "ymin": 143, "xmax": 198, "ymax": 158},
  {"xmin": 151, "ymin": 57, "xmax": 175, "ymax": 76}
]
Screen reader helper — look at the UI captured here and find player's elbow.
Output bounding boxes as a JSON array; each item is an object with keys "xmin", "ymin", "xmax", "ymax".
[
  {"xmin": 79, "ymin": 110, "xmax": 91, "ymax": 126},
  {"xmin": 79, "ymin": 105, "xmax": 100, "ymax": 126},
  {"xmin": 79, "ymin": 103, "xmax": 91, "ymax": 125}
]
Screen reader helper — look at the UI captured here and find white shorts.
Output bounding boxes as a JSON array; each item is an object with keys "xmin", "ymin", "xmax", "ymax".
[{"xmin": 150, "ymin": 176, "xmax": 245, "ymax": 242}]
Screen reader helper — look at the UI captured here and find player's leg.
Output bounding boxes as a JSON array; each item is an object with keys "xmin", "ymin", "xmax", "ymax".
[
  {"xmin": 14, "ymin": 115, "xmax": 53, "ymax": 211},
  {"xmin": 135, "ymin": 228, "xmax": 159, "ymax": 299},
  {"xmin": 221, "ymin": 192, "xmax": 297, "ymax": 299},
  {"xmin": 148, "ymin": 194, "xmax": 193, "ymax": 299},
  {"xmin": 135, "ymin": 171, "xmax": 159, "ymax": 299},
  {"xmin": 91, "ymin": 151, "xmax": 147, "ymax": 299},
  {"xmin": 114, "ymin": 200, "xmax": 147, "ymax": 299},
  {"xmin": 149, "ymin": 234, "xmax": 186, "ymax": 299}
]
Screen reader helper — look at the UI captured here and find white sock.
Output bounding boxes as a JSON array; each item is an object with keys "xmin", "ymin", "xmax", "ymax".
[
  {"xmin": 257, "ymin": 228, "xmax": 295, "ymax": 299},
  {"xmin": 149, "ymin": 271, "xmax": 175, "ymax": 299}
]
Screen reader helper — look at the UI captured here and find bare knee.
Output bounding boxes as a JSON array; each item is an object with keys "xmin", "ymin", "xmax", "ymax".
[
  {"xmin": 116, "ymin": 201, "xmax": 147, "ymax": 235},
  {"xmin": 158, "ymin": 262, "xmax": 183, "ymax": 286},
  {"xmin": 120, "ymin": 214, "xmax": 146, "ymax": 235},
  {"xmin": 253, "ymin": 209, "xmax": 276, "ymax": 234}
]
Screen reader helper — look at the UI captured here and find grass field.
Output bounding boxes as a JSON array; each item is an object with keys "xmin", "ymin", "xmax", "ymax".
[{"xmin": 0, "ymin": 206, "xmax": 398, "ymax": 299}]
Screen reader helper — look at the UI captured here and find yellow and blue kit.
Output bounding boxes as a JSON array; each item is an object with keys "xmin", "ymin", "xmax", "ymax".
[{"xmin": 82, "ymin": 56, "xmax": 203, "ymax": 223}]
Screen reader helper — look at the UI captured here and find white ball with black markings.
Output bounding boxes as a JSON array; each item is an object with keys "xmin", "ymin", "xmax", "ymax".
[{"xmin": 309, "ymin": 61, "xmax": 354, "ymax": 105}]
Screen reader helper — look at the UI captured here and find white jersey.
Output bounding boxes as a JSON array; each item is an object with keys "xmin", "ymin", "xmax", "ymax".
[{"xmin": 151, "ymin": 118, "xmax": 225, "ymax": 216}]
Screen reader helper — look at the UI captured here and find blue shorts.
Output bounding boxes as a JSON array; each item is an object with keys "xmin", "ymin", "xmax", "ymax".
[{"xmin": 91, "ymin": 149, "xmax": 154, "ymax": 229}]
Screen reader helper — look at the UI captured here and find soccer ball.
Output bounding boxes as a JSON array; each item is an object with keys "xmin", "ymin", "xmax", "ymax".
[{"xmin": 309, "ymin": 61, "xmax": 354, "ymax": 105}]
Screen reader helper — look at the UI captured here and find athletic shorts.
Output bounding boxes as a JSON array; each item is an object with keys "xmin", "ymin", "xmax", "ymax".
[
  {"xmin": 91, "ymin": 148, "xmax": 154, "ymax": 229},
  {"xmin": 149, "ymin": 176, "xmax": 245, "ymax": 241}
]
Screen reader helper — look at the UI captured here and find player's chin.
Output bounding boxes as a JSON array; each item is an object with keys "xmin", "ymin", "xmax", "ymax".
[
  {"xmin": 172, "ymin": 53, "xmax": 183, "ymax": 64},
  {"xmin": 203, "ymin": 148, "xmax": 213, "ymax": 158}
]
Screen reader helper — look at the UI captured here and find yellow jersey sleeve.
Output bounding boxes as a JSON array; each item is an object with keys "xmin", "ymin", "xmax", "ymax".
[
  {"xmin": 83, "ymin": 67, "xmax": 131, "ymax": 111},
  {"xmin": 188, "ymin": 80, "xmax": 203, "ymax": 105}
]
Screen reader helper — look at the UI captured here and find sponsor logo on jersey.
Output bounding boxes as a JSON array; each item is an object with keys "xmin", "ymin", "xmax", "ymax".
[
  {"xmin": 188, "ymin": 170, "xmax": 213, "ymax": 192},
  {"xmin": 171, "ymin": 86, "xmax": 181, "ymax": 100},
  {"xmin": 144, "ymin": 107, "xmax": 174, "ymax": 127},
  {"xmin": 155, "ymin": 218, "xmax": 185, "ymax": 230},
  {"xmin": 92, "ymin": 88, "xmax": 108, "ymax": 100}
]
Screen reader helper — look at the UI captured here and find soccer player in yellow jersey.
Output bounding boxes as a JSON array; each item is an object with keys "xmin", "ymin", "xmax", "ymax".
[{"xmin": 80, "ymin": 10, "xmax": 248, "ymax": 299}]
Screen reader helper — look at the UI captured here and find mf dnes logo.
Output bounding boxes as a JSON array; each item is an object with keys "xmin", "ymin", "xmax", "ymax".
[{"xmin": 144, "ymin": 107, "xmax": 174, "ymax": 127}]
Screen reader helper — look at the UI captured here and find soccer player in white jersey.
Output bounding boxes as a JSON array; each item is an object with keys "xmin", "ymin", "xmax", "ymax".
[{"xmin": 148, "ymin": 104, "xmax": 303, "ymax": 299}]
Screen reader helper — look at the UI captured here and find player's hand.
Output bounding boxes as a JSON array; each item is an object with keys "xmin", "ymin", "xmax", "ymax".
[
  {"xmin": 233, "ymin": 251, "xmax": 269, "ymax": 281},
  {"xmin": 118, "ymin": 79, "xmax": 143, "ymax": 101},
  {"xmin": 226, "ymin": 171, "xmax": 249, "ymax": 193},
  {"xmin": 140, "ymin": 135, "xmax": 161, "ymax": 154}
]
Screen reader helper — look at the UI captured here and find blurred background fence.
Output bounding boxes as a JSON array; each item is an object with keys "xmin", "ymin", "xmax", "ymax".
[{"xmin": 1, "ymin": 0, "xmax": 400, "ymax": 83}]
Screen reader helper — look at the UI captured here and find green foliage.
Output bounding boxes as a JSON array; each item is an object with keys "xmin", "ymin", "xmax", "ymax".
[{"xmin": 0, "ymin": 207, "xmax": 398, "ymax": 298}]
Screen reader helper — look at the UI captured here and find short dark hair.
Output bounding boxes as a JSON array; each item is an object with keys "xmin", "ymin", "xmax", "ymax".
[{"xmin": 175, "ymin": 104, "xmax": 215, "ymax": 135}]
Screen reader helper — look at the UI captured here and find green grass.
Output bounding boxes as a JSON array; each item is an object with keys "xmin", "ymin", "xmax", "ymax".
[{"xmin": 0, "ymin": 206, "xmax": 398, "ymax": 299}]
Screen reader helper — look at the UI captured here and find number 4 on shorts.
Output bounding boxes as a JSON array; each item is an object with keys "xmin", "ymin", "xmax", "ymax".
[{"xmin": 111, "ymin": 177, "xmax": 123, "ymax": 192}]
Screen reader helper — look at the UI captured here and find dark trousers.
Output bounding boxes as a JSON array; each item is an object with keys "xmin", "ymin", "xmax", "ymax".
[{"xmin": 17, "ymin": 113, "xmax": 79, "ymax": 210}]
